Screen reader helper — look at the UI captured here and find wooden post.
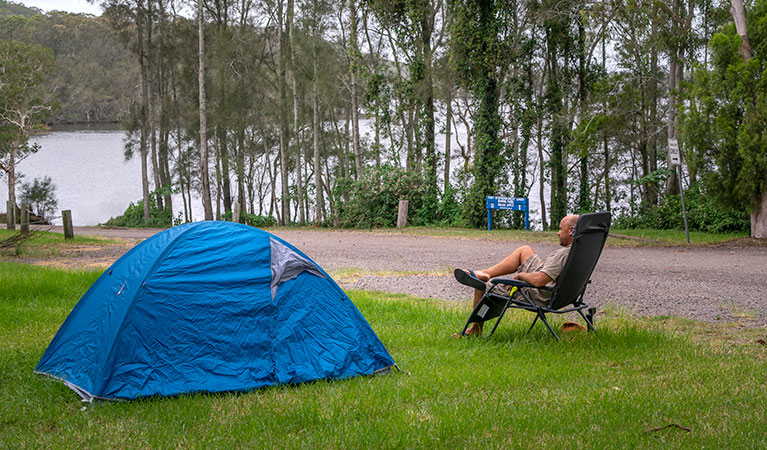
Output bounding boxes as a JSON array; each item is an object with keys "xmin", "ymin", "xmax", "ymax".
[
  {"xmin": 62, "ymin": 210, "xmax": 74, "ymax": 239},
  {"xmin": 6, "ymin": 201, "xmax": 15, "ymax": 230},
  {"xmin": 233, "ymin": 201, "xmax": 241, "ymax": 223},
  {"xmin": 20, "ymin": 202, "xmax": 29, "ymax": 235},
  {"xmin": 397, "ymin": 199, "xmax": 409, "ymax": 228}
]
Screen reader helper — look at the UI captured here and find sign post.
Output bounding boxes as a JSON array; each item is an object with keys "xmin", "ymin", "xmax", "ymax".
[
  {"xmin": 668, "ymin": 138, "xmax": 690, "ymax": 244},
  {"xmin": 485, "ymin": 196, "xmax": 529, "ymax": 231}
]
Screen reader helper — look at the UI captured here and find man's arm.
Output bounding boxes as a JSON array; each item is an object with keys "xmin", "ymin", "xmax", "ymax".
[{"xmin": 513, "ymin": 271, "xmax": 552, "ymax": 288}]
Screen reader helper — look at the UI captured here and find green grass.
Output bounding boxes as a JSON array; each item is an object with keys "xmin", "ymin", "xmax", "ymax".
[
  {"xmin": 607, "ymin": 228, "xmax": 751, "ymax": 246},
  {"xmin": 0, "ymin": 229, "xmax": 117, "ymax": 258},
  {"xmin": 2, "ymin": 262, "xmax": 766, "ymax": 448},
  {"xmin": 267, "ymin": 225, "xmax": 753, "ymax": 247}
]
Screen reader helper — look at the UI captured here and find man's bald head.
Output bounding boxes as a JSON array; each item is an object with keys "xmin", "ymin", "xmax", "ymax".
[{"xmin": 557, "ymin": 214, "xmax": 579, "ymax": 246}]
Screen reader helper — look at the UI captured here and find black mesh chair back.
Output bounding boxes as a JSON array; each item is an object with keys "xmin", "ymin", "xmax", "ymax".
[{"xmin": 548, "ymin": 212, "xmax": 611, "ymax": 310}]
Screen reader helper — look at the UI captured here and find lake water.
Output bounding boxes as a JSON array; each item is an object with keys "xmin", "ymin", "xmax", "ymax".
[
  {"xmin": 0, "ymin": 125, "xmax": 202, "ymax": 226},
  {"xmin": 2, "ymin": 123, "xmax": 548, "ymax": 228}
]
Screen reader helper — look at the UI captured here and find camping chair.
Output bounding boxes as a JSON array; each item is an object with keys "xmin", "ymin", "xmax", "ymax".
[{"xmin": 459, "ymin": 212, "xmax": 611, "ymax": 341}]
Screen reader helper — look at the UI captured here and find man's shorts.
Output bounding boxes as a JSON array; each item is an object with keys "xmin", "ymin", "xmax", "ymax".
[{"xmin": 484, "ymin": 254, "xmax": 550, "ymax": 306}]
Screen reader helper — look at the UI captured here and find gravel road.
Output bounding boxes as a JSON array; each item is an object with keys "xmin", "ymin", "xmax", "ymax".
[{"xmin": 24, "ymin": 226, "xmax": 767, "ymax": 327}]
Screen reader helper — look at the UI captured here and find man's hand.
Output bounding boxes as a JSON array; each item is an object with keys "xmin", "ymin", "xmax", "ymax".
[{"xmin": 513, "ymin": 271, "xmax": 552, "ymax": 288}]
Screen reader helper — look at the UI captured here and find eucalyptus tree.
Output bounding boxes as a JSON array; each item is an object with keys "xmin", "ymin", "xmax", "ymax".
[
  {"xmin": 287, "ymin": 0, "xmax": 306, "ymax": 224},
  {"xmin": 0, "ymin": 39, "xmax": 54, "ymax": 227},
  {"xmin": 198, "ymin": 0, "xmax": 213, "ymax": 220},
  {"xmin": 304, "ymin": 0, "xmax": 336, "ymax": 223},
  {"xmin": 100, "ymin": 0, "xmax": 154, "ymax": 219},
  {"xmin": 367, "ymin": 0, "xmax": 446, "ymax": 195},
  {"xmin": 450, "ymin": 0, "xmax": 506, "ymax": 228},
  {"xmin": 497, "ymin": 0, "xmax": 536, "ymax": 227},
  {"xmin": 538, "ymin": 0, "xmax": 583, "ymax": 227},
  {"xmin": 611, "ymin": 0, "xmax": 668, "ymax": 212},
  {"xmin": 348, "ymin": 0, "xmax": 362, "ymax": 179},
  {"xmin": 681, "ymin": 0, "xmax": 767, "ymax": 237}
]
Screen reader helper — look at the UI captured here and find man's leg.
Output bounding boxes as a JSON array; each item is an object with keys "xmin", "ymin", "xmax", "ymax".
[
  {"xmin": 463, "ymin": 245, "xmax": 536, "ymax": 336},
  {"xmin": 474, "ymin": 245, "xmax": 535, "ymax": 281}
]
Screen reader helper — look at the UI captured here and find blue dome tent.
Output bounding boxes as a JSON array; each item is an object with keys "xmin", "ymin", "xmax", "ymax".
[{"xmin": 36, "ymin": 221, "xmax": 395, "ymax": 401}]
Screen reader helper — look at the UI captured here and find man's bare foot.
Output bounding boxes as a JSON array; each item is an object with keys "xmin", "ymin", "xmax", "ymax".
[
  {"xmin": 451, "ymin": 323, "xmax": 482, "ymax": 338},
  {"xmin": 473, "ymin": 270, "xmax": 490, "ymax": 282}
]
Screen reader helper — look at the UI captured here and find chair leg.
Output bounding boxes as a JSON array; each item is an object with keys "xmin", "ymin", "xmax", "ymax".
[
  {"xmin": 538, "ymin": 311, "xmax": 559, "ymax": 341},
  {"xmin": 487, "ymin": 297, "xmax": 513, "ymax": 337},
  {"xmin": 577, "ymin": 308, "xmax": 596, "ymax": 333},
  {"xmin": 526, "ymin": 314, "xmax": 539, "ymax": 334}
]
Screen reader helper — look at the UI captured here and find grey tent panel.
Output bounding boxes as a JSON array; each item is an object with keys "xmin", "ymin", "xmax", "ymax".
[{"xmin": 270, "ymin": 237, "xmax": 325, "ymax": 299}]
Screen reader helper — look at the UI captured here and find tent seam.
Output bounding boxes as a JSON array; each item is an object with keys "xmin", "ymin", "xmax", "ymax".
[{"xmin": 94, "ymin": 224, "xmax": 200, "ymax": 396}]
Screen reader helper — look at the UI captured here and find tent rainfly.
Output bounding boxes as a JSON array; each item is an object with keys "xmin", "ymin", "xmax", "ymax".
[{"xmin": 35, "ymin": 221, "xmax": 395, "ymax": 401}]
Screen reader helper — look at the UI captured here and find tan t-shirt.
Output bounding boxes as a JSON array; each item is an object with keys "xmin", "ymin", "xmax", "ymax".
[
  {"xmin": 540, "ymin": 245, "xmax": 571, "ymax": 286},
  {"xmin": 520, "ymin": 245, "xmax": 571, "ymax": 306}
]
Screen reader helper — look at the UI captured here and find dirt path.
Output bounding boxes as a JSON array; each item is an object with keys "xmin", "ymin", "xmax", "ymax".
[{"xmin": 19, "ymin": 226, "xmax": 767, "ymax": 327}]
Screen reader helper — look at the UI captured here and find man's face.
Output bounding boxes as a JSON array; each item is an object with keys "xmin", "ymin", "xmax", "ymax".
[{"xmin": 557, "ymin": 217, "xmax": 574, "ymax": 246}]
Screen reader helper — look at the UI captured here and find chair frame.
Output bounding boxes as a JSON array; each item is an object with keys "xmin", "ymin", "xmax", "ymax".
[{"xmin": 460, "ymin": 212, "xmax": 610, "ymax": 341}]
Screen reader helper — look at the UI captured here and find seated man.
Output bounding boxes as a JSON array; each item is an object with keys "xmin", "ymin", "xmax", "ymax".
[{"xmin": 454, "ymin": 214, "xmax": 578, "ymax": 337}]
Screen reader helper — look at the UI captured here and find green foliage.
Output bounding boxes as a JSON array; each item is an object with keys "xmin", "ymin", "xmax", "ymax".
[
  {"xmin": 0, "ymin": 0, "xmax": 40, "ymax": 18},
  {"xmin": 241, "ymin": 213, "xmax": 278, "ymax": 228},
  {"xmin": 615, "ymin": 182, "xmax": 750, "ymax": 233},
  {"xmin": 679, "ymin": 0, "xmax": 767, "ymax": 233},
  {"xmin": 0, "ymin": 12, "xmax": 137, "ymax": 123},
  {"xmin": 103, "ymin": 188, "xmax": 172, "ymax": 228},
  {"xmin": 0, "ymin": 38, "xmax": 54, "ymax": 125},
  {"xmin": 434, "ymin": 185, "xmax": 464, "ymax": 227},
  {"xmin": 335, "ymin": 164, "xmax": 459, "ymax": 228},
  {"xmin": 19, "ymin": 175, "xmax": 58, "ymax": 219},
  {"xmin": 449, "ymin": 0, "xmax": 507, "ymax": 228}
]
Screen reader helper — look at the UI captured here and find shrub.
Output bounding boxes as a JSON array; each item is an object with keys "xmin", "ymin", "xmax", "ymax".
[
  {"xmin": 19, "ymin": 176, "xmax": 58, "ymax": 219},
  {"xmin": 103, "ymin": 189, "xmax": 172, "ymax": 228},
  {"xmin": 334, "ymin": 165, "xmax": 460, "ymax": 228},
  {"xmin": 241, "ymin": 213, "xmax": 278, "ymax": 228},
  {"xmin": 615, "ymin": 181, "xmax": 750, "ymax": 233}
]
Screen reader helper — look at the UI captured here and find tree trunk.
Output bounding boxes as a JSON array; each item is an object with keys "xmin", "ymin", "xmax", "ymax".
[
  {"xmin": 665, "ymin": 56, "xmax": 680, "ymax": 195},
  {"xmin": 215, "ymin": 134, "xmax": 222, "ymax": 219},
  {"xmin": 648, "ymin": 12, "xmax": 659, "ymax": 206},
  {"xmin": 537, "ymin": 116, "xmax": 547, "ymax": 231},
  {"xmin": 236, "ymin": 129, "xmax": 247, "ymax": 221},
  {"xmin": 545, "ymin": 27, "xmax": 567, "ymax": 227},
  {"xmin": 6, "ymin": 141, "xmax": 17, "ymax": 230},
  {"xmin": 752, "ymin": 185, "xmax": 767, "ymax": 238},
  {"xmin": 421, "ymin": 10, "xmax": 436, "ymax": 192},
  {"xmin": 277, "ymin": 0, "xmax": 291, "ymax": 224},
  {"xmin": 138, "ymin": 0, "xmax": 151, "ymax": 220},
  {"xmin": 728, "ymin": 0, "xmax": 766, "ymax": 237},
  {"xmin": 198, "ymin": 0, "xmax": 213, "ymax": 220},
  {"xmin": 288, "ymin": 0, "xmax": 305, "ymax": 225},
  {"xmin": 344, "ymin": 109, "xmax": 351, "ymax": 179},
  {"xmin": 312, "ymin": 19, "xmax": 324, "ymax": 224},
  {"xmin": 444, "ymin": 85, "xmax": 452, "ymax": 194},
  {"xmin": 730, "ymin": 0, "xmax": 751, "ymax": 62},
  {"xmin": 576, "ymin": 17, "xmax": 589, "ymax": 213},
  {"xmin": 147, "ymin": 1, "xmax": 161, "ymax": 210},
  {"xmin": 601, "ymin": 19, "xmax": 610, "ymax": 212},
  {"xmin": 218, "ymin": 126, "xmax": 233, "ymax": 215},
  {"xmin": 349, "ymin": 0, "xmax": 362, "ymax": 179}
]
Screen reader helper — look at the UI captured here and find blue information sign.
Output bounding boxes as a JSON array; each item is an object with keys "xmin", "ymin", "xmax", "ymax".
[{"xmin": 485, "ymin": 196, "xmax": 529, "ymax": 231}]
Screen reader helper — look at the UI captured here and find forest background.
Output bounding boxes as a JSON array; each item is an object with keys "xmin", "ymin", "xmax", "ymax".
[{"xmin": 0, "ymin": 0, "xmax": 765, "ymax": 237}]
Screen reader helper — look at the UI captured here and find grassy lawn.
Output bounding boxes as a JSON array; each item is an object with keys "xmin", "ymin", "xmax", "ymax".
[
  {"xmin": 0, "ymin": 229, "xmax": 117, "ymax": 259},
  {"xmin": 2, "ymin": 263, "xmax": 766, "ymax": 448},
  {"xmin": 268, "ymin": 226, "xmax": 753, "ymax": 247}
]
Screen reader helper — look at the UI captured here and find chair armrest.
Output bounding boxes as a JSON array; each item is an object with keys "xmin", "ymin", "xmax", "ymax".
[
  {"xmin": 490, "ymin": 277, "xmax": 554, "ymax": 291},
  {"xmin": 490, "ymin": 278, "xmax": 533, "ymax": 288}
]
